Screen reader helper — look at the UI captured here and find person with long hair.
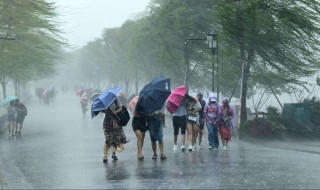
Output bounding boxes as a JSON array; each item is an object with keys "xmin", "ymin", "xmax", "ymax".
[
  {"xmin": 102, "ymin": 98, "xmax": 129, "ymax": 163},
  {"xmin": 132, "ymin": 110, "xmax": 148, "ymax": 160},
  {"xmin": 185, "ymin": 95, "xmax": 202, "ymax": 152},
  {"xmin": 195, "ymin": 92, "xmax": 206, "ymax": 149},
  {"xmin": 219, "ymin": 97, "xmax": 234, "ymax": 151}
]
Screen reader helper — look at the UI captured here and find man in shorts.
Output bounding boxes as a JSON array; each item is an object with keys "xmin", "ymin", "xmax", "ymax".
[{"xmin": 147, "ymin": 105, "xmax": 167, "ymax": 160}]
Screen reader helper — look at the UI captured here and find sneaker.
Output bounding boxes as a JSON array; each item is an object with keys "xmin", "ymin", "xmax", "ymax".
[
  {"xmin": 193, "ymin": 145, "xmax": 197, "ymax": 149},
  {"xmin": 223, "ymin": 145, "xmax": 227, "ymax": 151},
  {"xmin": 181, "ymin": 145, "xmax": 186, "ymax": 152},
  {"xmin": 173, "ymin": 145, "xmax": 178, "ymax": 151},
  {"xmin": 188, "ymin": 145, "xmax": 193, "ymax": 152},
  {"xmin": 197, "ymin": 144, "xmax": 202, "ymax": 149},
  {"xmin": 213, "ymin": 147, "xmax": 218, "ymax": 150},
  {"xmin": 208, "ymin": 146, "xmax": 212, "ymax": 150}
]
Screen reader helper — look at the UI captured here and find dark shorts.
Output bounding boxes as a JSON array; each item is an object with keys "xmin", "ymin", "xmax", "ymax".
[
  {"xmin": 16, "ymin": 115, "xmax": 26, "ymax": 124},
  {"xmin": 172, "ymin": 115, "xmax": 186, "ymax": 136},
  {"xmin": 132, "ymin": 116, "xmax": 148, "ymax": 132},
  {"xmin": 147, "ymin": 117, "xmax": 163, "ymax": 143}
]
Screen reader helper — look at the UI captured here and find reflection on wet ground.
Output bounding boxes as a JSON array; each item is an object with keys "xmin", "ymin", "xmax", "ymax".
[{"xmin": 0, "ymin": 93, "xmax": 320, "ymax": 189}]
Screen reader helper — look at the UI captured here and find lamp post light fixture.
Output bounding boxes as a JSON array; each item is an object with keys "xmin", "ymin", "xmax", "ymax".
[{"xmin": 207, "ymin": 32, "xmax": 218, "ymax": 100}]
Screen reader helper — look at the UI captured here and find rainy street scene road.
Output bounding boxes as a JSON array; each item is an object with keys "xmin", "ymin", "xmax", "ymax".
[
  {"xmin": 0, "ymin": 93, "xmax": 320, "ymax": 189},
  {"xmin": 1, "ymin": 0, "xmax": 320, "ymax": 189}
]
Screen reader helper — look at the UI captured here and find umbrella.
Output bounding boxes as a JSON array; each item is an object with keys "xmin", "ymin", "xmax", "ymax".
[
  {"xmin": 129, "ymin": 96, "xmax": 139, "ymax": 112},
  {"xmin": 166, "ymin": 85, "xmax": 187, "ymax": 114},
  {"xmin": 90, "ymin": 92, "xmax": 101, "ymax": 101},
  {"xmin": 91, "ymin": 87, "xmax": 123, "ymax": 118},
  {"xmin": 135, "ymin": 76, "xmax": 171, "ymax": 115},
  {"xmin": 0, "ymin": 96, "xmax": 19, "ymax": 107}
]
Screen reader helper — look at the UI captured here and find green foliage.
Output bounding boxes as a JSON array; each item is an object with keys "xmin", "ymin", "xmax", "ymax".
[
  {"xmin": 266, "ymin": 106, "xmax": 286, "ymax": 136},
  {"xmin": 303, "ymin": 97, "xmax": 320, "ymax": 133},
  {"xmin": 0, "ymin": 0, "xmax": 66, "ymax": 97}
]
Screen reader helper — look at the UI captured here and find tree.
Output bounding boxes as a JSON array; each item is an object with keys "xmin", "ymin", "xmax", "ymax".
[
  {"xmin": 214, "ymin": 0, "xmax": 320, "ymax": 129},
  {"xmin": 0, "ymin": 0, "xmax": 65, "ymax": 98}
]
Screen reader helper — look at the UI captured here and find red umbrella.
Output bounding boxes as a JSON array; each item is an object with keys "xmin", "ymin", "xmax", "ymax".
[
  {"xmin": 166, "ymin": 85, "xmax": 187, "ymax": 114},
  {"xmin": 129, "ymin": 96, "xmax": 139, "ymax": 112}
]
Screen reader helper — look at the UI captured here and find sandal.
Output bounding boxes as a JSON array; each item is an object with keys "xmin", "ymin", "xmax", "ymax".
[
  {"xmin": 138, "ymin": 155, "xmax": 144, "ymax": 160},
  {"xmin": 160, "ymin": 154, "xmax": 167, "ymax": 160},
  {"xmin": 112, "ymin": 154, "xmax": 118, "ymax": 160},
  {"xmin": 152, "ymin": 154, "xmax": 157, "ymax": 159}
]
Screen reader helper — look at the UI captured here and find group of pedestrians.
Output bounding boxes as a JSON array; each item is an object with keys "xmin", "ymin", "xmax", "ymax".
[
  {"xmin": 98, "ymin": 89, "xmax": 234, "ymax": 163},
  {"xmin": 7, "ymin": 99, "xmax": 27, "ymax": 136},
  {"xmin": 171, "ymin": 91, "xmax": 234, "ymax": 152}
]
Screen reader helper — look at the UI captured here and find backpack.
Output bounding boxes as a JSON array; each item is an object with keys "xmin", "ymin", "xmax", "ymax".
[{"xmin": 114, "ymin": 100, "xmax": 130, "ymax": 126}]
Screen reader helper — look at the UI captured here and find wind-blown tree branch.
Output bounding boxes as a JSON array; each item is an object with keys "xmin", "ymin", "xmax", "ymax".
[
  {"xmin": 0, "ymin": 0, "xmax": 66, "ymax": 98},
  {"xmin": 214, "ymin": 0, "xmax": 320, "ymax": 129}
]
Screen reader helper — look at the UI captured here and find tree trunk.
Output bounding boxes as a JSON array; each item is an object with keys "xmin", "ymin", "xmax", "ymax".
[
  {"xmin": 0, "ymin": 75, "xmax": 7, "ymax": 99},
  {"xmin": 240, "ymin": 48, "xmax": 253, "ymax": 129}
]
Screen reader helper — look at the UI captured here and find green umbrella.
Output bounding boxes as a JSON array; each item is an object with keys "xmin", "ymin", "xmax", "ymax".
[{"xmin": 0, "ymin": 96, "xmax": 18, "ymax": 107}]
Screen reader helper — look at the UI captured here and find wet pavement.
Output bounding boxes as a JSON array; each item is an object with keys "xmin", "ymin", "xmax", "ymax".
[{"xmin": 1, "ymin": 92, "xmax": 320, "ymax": 189}]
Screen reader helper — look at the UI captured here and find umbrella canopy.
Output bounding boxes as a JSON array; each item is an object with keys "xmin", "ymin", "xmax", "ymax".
[
  {"xmin": 0, "ymin": 96, "xmax": 19, "ymax": 107},
  {"xmin": 129, "ymin": 96, "xmax": 139, "ymax": 112},
  {"xmin": 90, "ymin": 92, "xmax": 101, "ymax": 101},
  {"xmin": 166, "ymin": 85, "xmax": 187, "ymax": 114},
  {"xmin": 91, "ymin": 87, "xmax": 123, "ymax": 118},
  {"xmin": 135, "ymin": 76, "xmax": 171, "ymax": 115}
]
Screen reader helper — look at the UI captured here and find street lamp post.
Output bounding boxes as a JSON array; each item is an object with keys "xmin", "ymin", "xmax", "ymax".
[{"xmin": 207, "ymin": 32, "xmax": 218, "ymax": 98}]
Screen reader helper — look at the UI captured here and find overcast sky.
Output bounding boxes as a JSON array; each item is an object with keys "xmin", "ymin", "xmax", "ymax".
[{"xmin": 55, "ymin": 0, "xmax": 150, "ymax": 49}]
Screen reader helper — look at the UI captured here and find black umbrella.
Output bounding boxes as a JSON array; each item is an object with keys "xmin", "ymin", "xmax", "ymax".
[{"xmin": 135, "ymin": 76, "xmax": 171, "ymax": 115}]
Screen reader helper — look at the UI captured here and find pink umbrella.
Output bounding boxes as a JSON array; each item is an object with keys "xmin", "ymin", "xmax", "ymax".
[
  {"xmin": 166, "ymin": 85, "xmax": 187, "ymax": 114},
  {"xmin": 129, "ymin": 96, "xmax": 139, "ymax": 112}
]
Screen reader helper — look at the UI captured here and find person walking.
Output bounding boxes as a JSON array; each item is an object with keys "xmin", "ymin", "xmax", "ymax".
[
  {"xmin": 15, "ymin": 99, "xmax": 27, "ymax": 135},
  {"xmin": 7, "ymin": 101, "xmax": 16, "ymax": 136},
  {"xmin": 185, "ymin": 95, "xmax": 202, "ymax": 151},
  {"xmin": 102, "ymin": 98, "xmax": 129, "ymax": 163},
  {"xmin": 80, "ymin": 90, "xmax": 88, "ymax": 116},
  {"xmin": 132, "ymin": 110, "xmax": 148, "ymax": 160},
  {"xmin": 172, "ymin": 100, "xmax": 187, "ymax": 152},
  {"xmin": 147, "ymin": 105, "xmax": 167, "ymax": 160},
  {"xmin": 204, "ymin": 92, "xmax": 220, "ymax": 150},
  {"xmin": 219, "ymin": 97, "xmax": 234, "ymax": 151},
  {"xmin": 194, "ymin": 92, "xmax": 206, "ymax": 149}
]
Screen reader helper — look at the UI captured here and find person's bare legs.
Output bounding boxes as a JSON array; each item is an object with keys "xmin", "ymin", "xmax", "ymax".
[
  {"xmin": 159, "ymin": 142, "xmax": 164, "ymax": 155},
  {"xmin": 135, "ymin": 130, "xmax": 145, "ymax": 158},
  {"xmin": 186, "ymin": 123, "xmax": 193, "ymax": 149},
  {"xmin": 181, "ymin": 134, "xmax": 185, "ymax": 146},
  {"xmin": 192, "ymin": 124, "xmax": 199, "ymax": 146},
  {"xmin": 173, "ymin": 135, "xmax": 177, "ymax": 145},
  {"xmin": 151, "ymin": 141, "xmax": 157, "ymax": 155},
  {"xmin": 103, "ymin": 143, "xmax": 108, "ymax": 160},
  {"xmin": 198, "ymin": 128, "xmax": 203, "ymax": 145}
]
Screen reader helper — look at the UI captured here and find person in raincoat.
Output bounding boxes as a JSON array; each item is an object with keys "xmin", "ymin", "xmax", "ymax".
[
  {"xmin": 204, "ymin": 92, "xmax": 220, "ymax": 150},
  {"xmin": 219, "ymin": 97, "xmax": 234, "ymax": 151},
  {"xmin": 102, "ymin": 98, "xmax": 130, "ymax": 163}
]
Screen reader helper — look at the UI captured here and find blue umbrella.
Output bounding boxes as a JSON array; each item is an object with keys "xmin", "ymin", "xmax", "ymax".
[
  {"xmin": 135, "ymin": 76, "xmax": 171, "ymax": 115},
  {"xmin": 0, "ymin": 96, "xmax": 18, "ymax": 107},
  {"xmin": 91, "ymin": 87, "xmax": 123, "ymax": 118}
]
